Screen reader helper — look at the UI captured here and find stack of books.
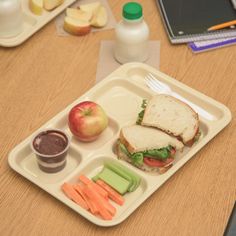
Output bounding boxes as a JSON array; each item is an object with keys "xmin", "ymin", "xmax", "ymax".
[{"xmin": 156, "ymin": 0, "xmax": 236, "ymax": 53}]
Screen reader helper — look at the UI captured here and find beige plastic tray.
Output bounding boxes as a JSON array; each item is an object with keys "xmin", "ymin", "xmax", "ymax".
[
  {"xmin": 0, "ymin": 0, "xmax": 76, "ymax": 47},
  {"xmin": 8, "ymin": 62, "xmax": 232, "ymax": 226}
]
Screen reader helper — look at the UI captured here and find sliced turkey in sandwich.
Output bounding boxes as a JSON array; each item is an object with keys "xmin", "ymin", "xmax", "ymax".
[
  {"xmin": 117, "ymin": 125, "xmax": 184, "ymax": 173},
  {"xmin": 137, "ymin": 95, "xmax": 200, "ymax": 146}
]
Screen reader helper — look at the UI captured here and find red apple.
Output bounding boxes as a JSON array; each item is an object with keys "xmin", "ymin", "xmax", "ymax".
[{"xmin": 68, "ymin": 101, "xmax": 108, "ymax": 142}]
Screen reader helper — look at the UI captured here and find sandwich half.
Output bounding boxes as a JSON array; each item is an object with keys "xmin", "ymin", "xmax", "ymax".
[
  {"xmin": 137, "ymin": 95, "xmax": 200, "ymax": 146},
  {"xmin": 117, "ymin": 125, "xmax": 184, "ymax": 173}
]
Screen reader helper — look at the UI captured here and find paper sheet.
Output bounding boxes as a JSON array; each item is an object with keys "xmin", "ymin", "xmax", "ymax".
[
  {"xmin": 96, "ymin": 40, "xmax": 160, "ymax": 83},
  {"xmin": 55, "ymin": 0, "xmax": 117, "ymax": 36}
]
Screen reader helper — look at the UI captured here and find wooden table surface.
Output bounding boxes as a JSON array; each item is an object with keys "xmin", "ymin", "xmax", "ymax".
[{"xmin": 1, "ymin": 0, "xmax": 235, "ymax": 235}]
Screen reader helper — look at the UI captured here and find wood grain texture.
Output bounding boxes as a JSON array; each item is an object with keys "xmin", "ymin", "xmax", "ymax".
[{"xmin": 0, "ymin": 0, "xmax": 235, "ymax": 235}]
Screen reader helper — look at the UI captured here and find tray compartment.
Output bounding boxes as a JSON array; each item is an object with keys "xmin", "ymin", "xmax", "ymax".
[
  {"xmin": 21, "ymin": 0, "xmax": 69, "ymax": 17},
  {"xmin": 12, "ymin": 142, "xmax": 82, "ymax": 184},
  {"xmin": 91, "ymin": 80, "xmax": 152, "ymax": 124},
  {"xmin": 21, "ymin": 13, "xmax": 37, "ymax": 31},
  {"xmin": 59, "ymin": 156, "xmax": 149, "ymax": 220},
  {"xmin": 0, "ymin": 0, "xmax": 76, "ymax": 47},
  {"xmin": 53, "ymin": 114, "xmax": 120, "ymax": 151},
  {"xmin": 111, "ymin": 120, "xmax": 209, "ymax": 176}
]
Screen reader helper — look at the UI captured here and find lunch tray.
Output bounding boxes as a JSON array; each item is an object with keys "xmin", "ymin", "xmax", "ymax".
[
  {"xmin": 8, "ymin": 62, "xmax": 232, "ymax": 226},
  {"xmin": 0, "ymin": 0, "xmax": 76, "ymax": 47}
]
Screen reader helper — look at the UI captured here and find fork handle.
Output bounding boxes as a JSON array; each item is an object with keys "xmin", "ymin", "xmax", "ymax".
[{"xmin": 171, "ymin": 92, "xmax": 215, "ymax": 120}]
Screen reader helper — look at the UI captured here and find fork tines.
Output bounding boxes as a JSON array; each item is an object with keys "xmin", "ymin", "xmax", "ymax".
[{"xmin": 145, "ymin": 73, "xmax": 167, "ymax": 92}]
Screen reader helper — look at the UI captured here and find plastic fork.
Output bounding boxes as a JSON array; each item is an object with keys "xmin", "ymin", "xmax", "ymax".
[{"xmin": 145, "ymin": 73, "xmax": 216, "ymax": 121}]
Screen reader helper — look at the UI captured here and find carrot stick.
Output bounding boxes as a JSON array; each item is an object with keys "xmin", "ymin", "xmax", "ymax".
[
  {"xmin": 96, "ymin": 179, "xmax": 125, "ymax": 206},
  {"xmin": 74, "ymin": 183, "xmax": 99, "ymax": 214},
  {"xmin": 83, "ymin": 185, "xmax": 113, "ymax": 220},
  {"xmin": 73, "ymin": 184, "xmax": 94, "ymax": 214},
  {"xmin": 89, "ymin": 184, "xmax": 116, "ymax": 216},
  {"xmin": 61, "ymin": 183, "xmax": 89, "ymax": 210},
  {"xmin": 79, "ymin": 175, "xmax": 109, "ymax": 200}
]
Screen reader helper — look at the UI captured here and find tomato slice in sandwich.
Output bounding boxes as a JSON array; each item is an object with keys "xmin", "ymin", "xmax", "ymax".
[
  {"xmin": 144, "ymin": 157, "xmax": 174, "ymax": 167},
  {"xmin": 170, "ymin": 148, "xmax": 176, "ymax": 156}
]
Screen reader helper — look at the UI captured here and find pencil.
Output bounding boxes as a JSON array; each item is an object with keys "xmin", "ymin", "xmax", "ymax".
[{"xmin": 208, "ymin": 20, "xmax": 236, "ymax": 31}]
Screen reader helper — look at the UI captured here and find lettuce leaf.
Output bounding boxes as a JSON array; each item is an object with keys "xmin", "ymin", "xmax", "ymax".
[
  {"xmin": 143, "ymin": 147, "xmax": 170, "ymax": 159},
  {"xmin": 136, "ymin": 99, "xmax": 147, "ymax": 125},
  {"xmin": 118, "ymin": 141, "xmax": 144, "ymax": 166},
  {"xmin": 119, "ymin": 142, "xmax": 130, "ymax": 157},
  {"xmin": 131, "ymin": 153, "xmax": 144, "ymax": 166},
  {"xmin": 118, "ymin": 141, "xmax": 172, "ymax": 166}
]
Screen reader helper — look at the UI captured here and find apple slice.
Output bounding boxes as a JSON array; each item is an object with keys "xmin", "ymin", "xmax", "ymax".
[
  {"xmin": 43, "ymin": 0, "xmax": 64, "ymax": 11},
  {"xmin": 64, "ymin": 17, "xmax": 91, "ymax": 36},
  {"xmin": 90, "ymin": 5, "xmax": 108, "ymax": 28},
  {"xmin": 29, "ymin": 0, "xmax": 43, "ymax": 15},
  {"xmin": 79, "ymin": 2, "xmax": 101, "ymax": 14},
  {"xmin": 66, "ymin": 8, "xmax": 93, "ymax": 22}
]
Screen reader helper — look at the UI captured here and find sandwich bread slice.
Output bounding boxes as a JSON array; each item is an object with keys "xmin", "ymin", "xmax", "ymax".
[
  {"xmin": 138, "ymin": 95, "xmax": 200, "ymax": 146},
  {"xmin": 117, "ymin": 125, "xmax": 184, "ymax": 173}
]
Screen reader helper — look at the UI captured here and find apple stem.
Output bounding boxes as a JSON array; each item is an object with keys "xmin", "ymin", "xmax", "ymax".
[{"xmin": 78, "ymin": 107, "xmax": 91, "ymax": 116}]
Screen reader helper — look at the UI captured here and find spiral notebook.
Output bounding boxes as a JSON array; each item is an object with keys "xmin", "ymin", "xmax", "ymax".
[
  {"xmin": 188, "ymin": 37, "xmax": 236, "ymax": 53},
  {"xmin": 156, "ymin": 0, "xmax": 236, "ymax": 44}
]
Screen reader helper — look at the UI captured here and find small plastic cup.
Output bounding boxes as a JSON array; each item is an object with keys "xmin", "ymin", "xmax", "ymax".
[{"xmin": 31, "ymin": 129, "xmax": 70, "ymax": 173}]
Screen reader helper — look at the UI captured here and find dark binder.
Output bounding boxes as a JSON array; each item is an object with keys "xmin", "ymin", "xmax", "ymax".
[{"xmin": 156, "ymin": 0, "xmax": 236, "ymax": 43}]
